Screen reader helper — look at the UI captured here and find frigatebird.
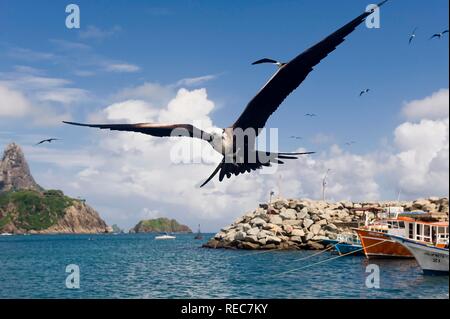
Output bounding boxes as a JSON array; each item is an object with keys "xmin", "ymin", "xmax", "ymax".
[
  {"xmin": 64, "ymin": 1, "xmax": 389, "ymax": 187},
  {"xmin": 359, "ymin": 89, "xmax": 370, "ymax": 96},
  {"xmin": 430, "ymin": 30, "xmax": 449, "ymax": 40},
  {"xmin": 35, "ymin": 138, "xmax": 60, "ymax": 146},
  {"xmin": 304, "ymin": 113, "xmax": 318, "ymax": 117},
  {"xmin": 345, "ymin": 141, "xmax": 357, "ymax": 146},
  {"xmin": 409, "ymin": 27, "xmax": 418, "ymax": 45},
  {"xmin": 290, "ymin": 136, "xmax": 303, "ymax": 140}
]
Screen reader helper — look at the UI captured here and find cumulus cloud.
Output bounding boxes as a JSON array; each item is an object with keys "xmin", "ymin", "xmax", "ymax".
[
  {"xmin": 0, "ymin": 84, "xmax": 32, "ymax": 117},
  {"xmin": 0, "ymin": 70, "xmax": 85, "ymax": 124},
  {"xmin": 402, "ymin": 88, "xmax": 449, "ymax": 120}
]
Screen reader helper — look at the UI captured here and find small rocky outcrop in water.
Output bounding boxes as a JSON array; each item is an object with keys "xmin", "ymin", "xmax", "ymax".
[
  {"xmin": 0, "ymin": 143, "xmax": 112, "ymax": 234},
  {"xmin": 0, "ymin": 143, "xmax": 43, "ymax": 193},
  {"xmin": 203, "ymin": 197, "xmax": 449, "ymax": 251},
  {"xmin": 130, "ymin": 217, "xmax": 192, "ymax": 234}
]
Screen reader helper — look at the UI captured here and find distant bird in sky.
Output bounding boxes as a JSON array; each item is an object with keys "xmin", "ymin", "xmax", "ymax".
[
  {"xmin": 64, "ymin": 1, "xmax": 389, "ymax": 187},
  {"xmin": 290, "ymin": 136, "xmax": 303, "ymax": 140},
  {"xmin": 345, "ymin": 141, "xmax": 357, "ymax": 146},
  {"xmin": 305, "ymin": 113, "xmax": 318, "ymax": 117},
  {"xmin": 430, "ymin": 29, "xmax": 449, "ymax": 40},
  {"xmin": 409, "ymin": 27, "xmax": 418, "ymax": 44},
  {"xmin": 359, "ymin": 89, "xmax": 370, "ymax": 97},
  {"xmin": 35, "ymin": 138, "xmax": 60, "ymax": 146}
]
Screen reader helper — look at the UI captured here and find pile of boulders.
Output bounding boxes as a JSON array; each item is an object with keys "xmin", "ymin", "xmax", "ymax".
[{"xmin": 203, "ymin": 197, "xmax": 449, "ymax": 251}]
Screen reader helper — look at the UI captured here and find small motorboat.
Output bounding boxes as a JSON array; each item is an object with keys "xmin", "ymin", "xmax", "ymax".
[
  {"xmin": 1, "ymin": 232, "xmax": 13, "ymax": 236},
  {"xmin": 155, "ymin": 233, "xmax": 176, "ymax": 240},
  {"xmin": 334, "ymin": 233, "xmax": 364, "ymax": 256}
]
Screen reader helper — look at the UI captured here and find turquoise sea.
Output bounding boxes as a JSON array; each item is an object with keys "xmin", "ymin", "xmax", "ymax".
[{"xmin": 0, "ymin": 234, "xmax": 448, "ymax": 299}]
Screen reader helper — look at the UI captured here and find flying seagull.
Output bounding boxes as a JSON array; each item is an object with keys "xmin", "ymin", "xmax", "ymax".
[
  {"xmin": 430, "ymin": 29, "xmax": 449, "ymax": 40},
  {"xmin": 64, "ymin": 1, "xmax": 389, "ymax": 187},
  {"xmin": 359, "ymin": 88, "xmax": 370, "ymax": 96},
  {"xmin": 409, "ymin": 27, "xmax": 418, "ymax": 45},
  {"xmin": 35, "ymin": 138, "xmax": 60, "ymax": 146}
]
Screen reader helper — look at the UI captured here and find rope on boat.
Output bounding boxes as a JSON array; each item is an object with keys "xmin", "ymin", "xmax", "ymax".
[{"xmin": 272, "ymin": 240, "xmax": 389, "ymax": 278}]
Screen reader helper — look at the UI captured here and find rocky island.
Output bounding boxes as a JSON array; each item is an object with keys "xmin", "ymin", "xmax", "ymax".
[
  {"xmin": 0, "ymin": 143, "xmax": 112, "ymax": 234},
  {"xmin": 203, "ymin": 197, "xmax": 449, "ymax": 251},
  {"xmin": 130, "ymin": 217, "xmax": 192, "ymax": 234}
]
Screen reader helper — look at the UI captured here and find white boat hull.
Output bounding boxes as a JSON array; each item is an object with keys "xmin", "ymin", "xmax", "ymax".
[
  {"xmin": 391, "ymin": 237, "xmax": 449, "ymax": 275},
  {"xmin": 155, "ymin": 235, "xmax": 176, "ymax": 240}
]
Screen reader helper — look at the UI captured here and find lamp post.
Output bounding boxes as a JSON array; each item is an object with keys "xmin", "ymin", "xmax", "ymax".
[{"xmin": 322, "ymin": 169, "xmax": 331, "ymax": 202}]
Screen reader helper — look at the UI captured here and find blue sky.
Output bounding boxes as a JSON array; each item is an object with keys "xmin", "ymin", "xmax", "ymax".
[{"xmin": 0, "ymin": 0, "xmax": 448, "ymax": 231}]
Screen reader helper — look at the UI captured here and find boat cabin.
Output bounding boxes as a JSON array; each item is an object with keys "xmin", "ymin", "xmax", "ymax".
[{"xmin": 404, "ymin": 220, "xmax": 449, "ymax": 248}]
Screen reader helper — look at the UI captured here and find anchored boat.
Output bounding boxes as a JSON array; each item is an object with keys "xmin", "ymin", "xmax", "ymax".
[
  {"xmin": 155, "ymin": 233, "xmax": 176, "ymax": 240},
  {"xmin": 355, "ymin": 207, "xmax": 424, "ymax": 259},
  {"xmin": 194, "ymin": 227, "xmax": 203, "ymax": 240},
  {"xmin": 334, "ymin": 234, "xmax": 364, "ymax": 256},
  {"xmin": 388, "ymin": 220, "xmax": 449, "ymax": 275}
]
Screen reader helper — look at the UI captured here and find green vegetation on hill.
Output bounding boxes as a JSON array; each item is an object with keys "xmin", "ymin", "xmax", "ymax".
[
  {"xmin": 132, "ymin": 217, "xmax": 192, "ymax": 233},
  {"xmin": 0, "ymin": 190, "xmax": 74, "ymax": 231}
]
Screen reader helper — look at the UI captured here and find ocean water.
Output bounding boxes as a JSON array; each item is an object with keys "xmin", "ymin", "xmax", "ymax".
[{"xmin": 0, "ymin": 234, "xmax": 448, "ymax": 299}]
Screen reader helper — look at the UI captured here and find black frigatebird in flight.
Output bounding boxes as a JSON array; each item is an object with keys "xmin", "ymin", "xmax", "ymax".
[
  {"xmin": 305, "ymin": 113, "xmax": 318, "ymax": 117},
  {"xmin": 64, "ymin": 1, "xmax": 389, "ymax": 187},
  {"xmin": 35, "ymin": 138, "xmax": 60, "ymax": 146},
  {"xmin": 409, "ymin": 27, "xmax": 418, "ymax": 45},
  {"xmin": 359, "ymin": 88, "xmax": 370, "ymax": 96},
  {"xmin": 430, "ymin": 29, "xmax": 449, "ymax": 40}
]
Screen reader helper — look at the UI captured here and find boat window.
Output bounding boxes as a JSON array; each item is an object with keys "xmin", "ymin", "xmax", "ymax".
[
  {"xmin": 424, "ymin": 225, "xmax": 431, "ymax": 243},
  {"xmin": 399, "ymin": 221, "xmax": 405, "ymax": 228}
]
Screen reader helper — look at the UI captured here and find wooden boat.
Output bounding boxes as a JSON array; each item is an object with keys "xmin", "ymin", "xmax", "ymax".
[
  {"xmin": 388, "ymin": 220, "xmax": 449, "ymax": 275},
  {"xmin": 355, "ymin": 207, "xmax": 418, "ymax": 259}
]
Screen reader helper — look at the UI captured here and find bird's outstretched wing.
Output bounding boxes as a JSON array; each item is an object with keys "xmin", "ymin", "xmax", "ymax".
[
  {"xmin": 63, "ymin": 122, "xmax": 212, "ymax": 141},
  {"xmin": 430, "ymin": 34, "xmax": 440, "ymax": 39},
  {"xmin": 231, "ymin": 1, "xmax": 388, "ymax": 132}
]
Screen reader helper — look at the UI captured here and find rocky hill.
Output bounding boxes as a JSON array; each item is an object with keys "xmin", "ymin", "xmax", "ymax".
[
  {"xmin": 130, "ymin": 217, "xmax": 192, "ymax": 234},
  {"xmin": 0, "ymin": 143, "xmax": 111, "ymax": 234},
  {"xmin": 203, "ymin": 197, "xmax": 449, "ymax": 251},
  {"xmin": 0, "ymin": 143, "xmax": 42, "ymax": 193}
]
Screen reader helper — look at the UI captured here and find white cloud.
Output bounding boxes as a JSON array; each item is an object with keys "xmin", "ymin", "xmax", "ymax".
[
  {"xmin": 104, "ymin": 63, "xmax": 140, "ymax": 73},
  {"xmin": 0, "ymin": 84, "xmax": 32, "ymax": 117},
  {"xmin": 35, "ymin": 88, "xmax": 89, "ymax": 105},
  {"xmin": 112, "ymin": 82, "xmax": 173, "ymax": 106},
  {"xmin": 389, "ymin": 118, "xmax": 449, "ymax": 197},
  {"xmin": 7, "ymin": 47, "xmax": 56, "ymax": 61},
  {"xmin": 79, "ymin": 25, "xmax": 122, "ymax": 40},
  {"xmin": 402, "ymin": 88, "xmax": 449, "ymax": 120},
  {"xmin": 176, "ymin": 75, "xmax": 217, "ymax": 87}
]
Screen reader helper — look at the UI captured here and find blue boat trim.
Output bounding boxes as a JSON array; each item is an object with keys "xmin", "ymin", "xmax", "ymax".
[{"xmin": 335, "ymin": 243, "xmax": 364, "ymax": 256}]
